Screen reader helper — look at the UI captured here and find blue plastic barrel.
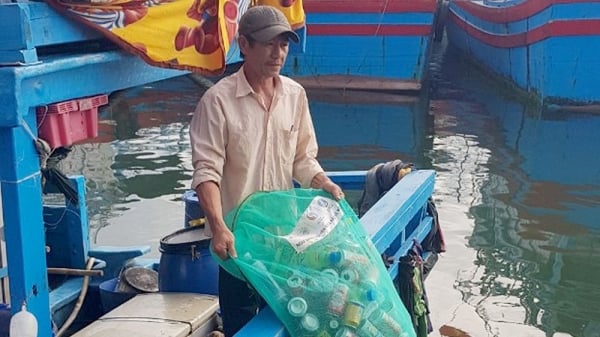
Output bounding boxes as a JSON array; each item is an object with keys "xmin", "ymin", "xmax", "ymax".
[
  {"xmin": 183, "ymin": 190, "xmax": 204, "ymax": 227},
  {"xmin": 0, "ymin": 303, "xmax": 10, "ymax": 337},
  {"xmin": 98, "ymin": 278, "xmax": 136, "ymax": 313},
  {"xmin": 158, "ymin": 226, "xmax": 218, "ymax": 295}
]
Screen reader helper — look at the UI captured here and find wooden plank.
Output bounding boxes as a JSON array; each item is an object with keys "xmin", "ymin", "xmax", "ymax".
[
  {"xmin": 361, "ymin": 170, "xmax": 435, "ymax": 252},
  {"xmin": 291, "ymin": 75, "xmax": 422, "ymax": 91}
]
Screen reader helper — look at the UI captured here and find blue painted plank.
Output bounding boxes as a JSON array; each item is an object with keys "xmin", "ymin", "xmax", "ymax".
[
  {"xmin": 45, "ymin": 176, "xmax": 90, "ymax": 270},
  {"xmin": 0, "ymin": 2, "xmax": 102, "ymax": 64},
  {"xmin": 235, "ymin": 307, "xmax": 289, "ymax": 337},
  {"xmin": 306, "ymin": 12, "xmax": 434, "ymax": 25},
  {"xmin": 361, "ymin": 170, "xmax": 435, "ymax": 252},
  {"xmin": 0, "ymin": 50, "xmax": 186, "ymax": 127},
  {"xmin": 326, "ymin": 170, "xmax": 366, "ymax": 191},
  {"xmin": 0, "ymin": 113, "xmax": 52, "ymax": 336},
  {"xmin": 387, "ymin": 216, "xmax": 432, "ymax": 279},
  {"xmin": 49, "ymin": 277, "xmax": 84, "ymax": 315}
]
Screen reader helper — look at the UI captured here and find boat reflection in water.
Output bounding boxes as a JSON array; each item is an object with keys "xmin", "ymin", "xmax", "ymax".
[
  {"xmin": 427, "ymin": 47, "xmax": 600, "ymax": 337},
  {"xmin": 59, "ymin": 76, "xmax": 433, "ymax": 257}
]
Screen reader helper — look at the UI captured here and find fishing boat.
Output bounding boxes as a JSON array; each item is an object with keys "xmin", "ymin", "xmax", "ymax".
[
  {"xmin": 0, "ymin": 1, "xmax": 441, "ymax": 336},
  {"xmin": 283, "ymin": 0, "xmax": 443, "ymax": 92},
  {"xmin": 445, "ymin": 0, "xmax": 600, "ymax": 108}
]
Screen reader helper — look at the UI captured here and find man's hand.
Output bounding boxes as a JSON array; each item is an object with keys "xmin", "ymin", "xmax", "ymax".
[
  {"xmin": 211, "ymin": 226, "xmax": 237, "ymax": 260},
  {"xmin": 311, "ymin": 172, "xmax": 344, "ymax": 200}
]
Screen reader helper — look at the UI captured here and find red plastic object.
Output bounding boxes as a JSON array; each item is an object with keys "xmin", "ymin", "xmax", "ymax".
[{"xmin": 36, "ymin": 95, "xmax": 108, "ymax": 148}]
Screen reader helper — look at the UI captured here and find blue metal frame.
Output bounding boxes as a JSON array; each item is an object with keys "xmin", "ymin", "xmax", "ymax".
[{"xmin": 0, "ymin": 2, "xmax": 187, "ymax": 335}]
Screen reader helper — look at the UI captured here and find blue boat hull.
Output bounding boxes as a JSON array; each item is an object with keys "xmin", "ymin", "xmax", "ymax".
[
  {"xmin": 283, "ymin": 0, "xmax": 440, "ymax": 91},
  {"xmin": 446, "ymin": 0, "xmax": 600, "ymax": 106}
]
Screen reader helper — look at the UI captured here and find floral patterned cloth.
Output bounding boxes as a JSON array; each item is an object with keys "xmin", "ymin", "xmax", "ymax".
[{"xmin": 45, "ymin": 0, "xmax": 304, "ymax": 75}]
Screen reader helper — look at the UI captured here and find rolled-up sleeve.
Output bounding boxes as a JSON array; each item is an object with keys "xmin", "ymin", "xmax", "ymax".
[
  {"xmin": 292, "ymin": 90, "xmax": 324, "ymax": 187},
  {"xmin": 190, "ymin": 90, "xmax": 227, "ymax": 190}
]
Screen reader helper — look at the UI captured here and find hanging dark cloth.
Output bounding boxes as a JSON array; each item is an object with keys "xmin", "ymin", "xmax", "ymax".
[
  {"xmin": 358, "ymin": 159, "xmax": 414, "ymax": 217},
  {"xmin": 396, "ymin": 241, "xmax": 433, "ymax": 337},
  {"xmin": 421, "ymin": 198, "xmax": 446, "ymax": 253},
  {"xmin": 35, "ymin": 139, "xmax": 79, "ymax": 205}
]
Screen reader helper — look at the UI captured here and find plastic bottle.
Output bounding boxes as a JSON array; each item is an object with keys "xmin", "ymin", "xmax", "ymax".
[
  {"xmin": 337, "ymin": 249, "xmax": 369, "ymax": 267},
  {"xmin": 341, "ymin": 301, "xmax": 364, "ymax": 329},
  {"xmin": 340, "ymin": 268, "xmax": 361, "ymax": 284},
  {"xmin": 334, "ymin": 327, "xmax": 357, "ymax": 337},
  {"xmin": 300, "ymin": 248, "xmax": 342, "ymax": 270},
  {"xmin": 287, "ymin": 297, "xmax": 308, "ymax": 317},
  {"xmin": 367, "ymin": 308, "xmax": 402, "ymax": 335},
  {"xmin": 249, "ymin": 257, "xmax": 287, "ymax": 301},
  {"xmin": 358, "ymin": 319, "xmax": 385, "ymax": 337},
  {"xmin": 9, "ymin": 303, "xmax": 37, "ymax": 337},
  {"xmin": 300, "ymin": 313, "xmax": 320, "ymax": 333},
  {"xmin": 327, "ymin": 283, "xmax": 349, "ymax": 317},
  {"xmin": 287, "ymin": 274, "xmax": 305, "ymax": 296}
]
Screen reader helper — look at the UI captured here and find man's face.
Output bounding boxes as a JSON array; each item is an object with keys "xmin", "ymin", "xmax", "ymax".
[{"xmin": 241, "ymin": 35, "xmax": 290, "ymax": 78}]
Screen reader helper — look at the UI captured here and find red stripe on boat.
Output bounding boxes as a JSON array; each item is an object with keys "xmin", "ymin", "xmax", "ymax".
[
  {"xmin": 304, "ymin": 0, "xmax": 437, "ymax": 13},
  {"xmin": 455, "ymin": 0, "xmax": 600, "ymax": 24},
  {"xmin": 450, "ymin": 13, "xmax": 600, "ymax": 48},
  {"xmin": 308, "ymin": 24, "xmax": 432, "ymax": 36}
]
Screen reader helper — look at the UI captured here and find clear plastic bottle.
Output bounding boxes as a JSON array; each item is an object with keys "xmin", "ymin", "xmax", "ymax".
[
  {"xmin": 358, "ymin": 319, "xmax": 385, "ymax": 337},
  {"xmin": 327, "ymin": 283, "xmax": 349, "ymax": 317},
  {"xmin": 9, "ymin": 303, "xmax": 37, "ymax": 337},
  {"xmin": 367, "ymin": 308, "xmax": 402, "ymax": 335},
  {"xmin": 287, "ymin": 297, "xmax": 308, "ymax": 317},
  {"xmin": 300, "ymin": 313, "xmax": 320, "ymax": 333},
  {"xmin": 287, "ymin": 273, "xmax": 305, "ymax": 296}
]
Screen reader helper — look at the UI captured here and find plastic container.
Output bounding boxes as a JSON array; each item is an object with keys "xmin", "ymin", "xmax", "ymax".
[
  {"xmin": 0, "ymin": 304, "xmax": 10, "ymax": 337},
  {"xmin": 158, "ymin": 226, "xmax": 218, "ymax": 295},
  {"xmin": 9, "ymin": 303, "xmax": 37, "ymax": 337},
  {"xmin": 182, "ymin": 190, "xmax": 205, "ymax": 227},
  {"xmin": 99, "ymin": 278, "xmax": 136, "ymax": 313},
  {"xmin": 36, "ymin": 95, "xmax": 108, "ymax": 148}
]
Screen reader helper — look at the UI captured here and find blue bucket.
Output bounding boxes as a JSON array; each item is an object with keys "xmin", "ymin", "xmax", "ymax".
[
  {"xmin": 0, "ymin": 303, "xmax": 10, "ymax": 337},
  {"xmin": 183, "ymin": 190, "xmax": 204, "ymax": 227},
  {"xmin": 158, "ymin": 226, "xmax": 218, "ymax": 295},
  {"xmin": 98, "ymin": 278, "xmax": 136, "ymax": 313}
]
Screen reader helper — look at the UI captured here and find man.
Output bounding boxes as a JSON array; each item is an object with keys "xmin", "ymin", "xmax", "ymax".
[{"xmin": 189, "ymin": 5, "xmax": 344, "ymax": 336}]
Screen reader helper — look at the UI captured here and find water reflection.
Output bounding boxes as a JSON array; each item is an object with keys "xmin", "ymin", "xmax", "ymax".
[{"xmin": 428, "ymin": 43, "xmax": 600, "ymax": 337}]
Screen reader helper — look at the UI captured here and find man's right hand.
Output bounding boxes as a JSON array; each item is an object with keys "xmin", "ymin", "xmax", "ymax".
[{"xmin": 211, "ymin": 226, "xmax": 237, "ymax": 260}]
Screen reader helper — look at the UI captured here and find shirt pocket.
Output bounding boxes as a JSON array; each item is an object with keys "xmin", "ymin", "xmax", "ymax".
[{"xmin": 275, "ymin": 129, "xmax": 299, "ymax": 166}]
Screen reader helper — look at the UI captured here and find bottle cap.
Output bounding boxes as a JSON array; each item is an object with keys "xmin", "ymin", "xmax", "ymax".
[
  {"xmin": 287, "ymin": 274, "xmax": 304, "ymax": 289},
  {"xmin": 340, "ymin": 268, "xmax": 358, "ymax": 283},
  {"xmin": 301, "ymin": 313, "xmax": 319, "ymax": 331},
  {"xmin": 328, "ymin": 251, "xmax": 342, "ymax": 265},
  {"xmin": 322, "ymin": 268, "xmax": 339, "ymax": 279},
  {"xmin": 329, "ymin": 319, "xmax": 339, "ymax": 329},
  {"xmin": 365, "ymin": 288, "xmax": 379, "ymax": 302},
  {"xmin": 287, "ymin": 297, "xmax": 307, "ymax": 317}
]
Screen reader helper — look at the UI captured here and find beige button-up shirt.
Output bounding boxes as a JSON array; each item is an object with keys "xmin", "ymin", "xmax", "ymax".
[{"xmin": 190, "ymin": 66, "xmax": 324, "ymax": 218}]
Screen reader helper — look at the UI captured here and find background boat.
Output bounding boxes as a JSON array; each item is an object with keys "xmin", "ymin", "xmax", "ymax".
[
  {"xmin": 445, "ymin": 0, "xmax": 600, "ymax": 108},
  {"xmin": 283, "ymin": 0, "xmax": 443, "ymax": 92}
]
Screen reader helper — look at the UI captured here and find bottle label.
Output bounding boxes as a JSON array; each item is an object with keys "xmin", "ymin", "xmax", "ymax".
[
  {"xmin": 283, "ymin": 196, "xmax": 343, "ymax": 253},
  {"xmin": 342, "ymin": 301, "xmax": 364, "ymax": 328}
]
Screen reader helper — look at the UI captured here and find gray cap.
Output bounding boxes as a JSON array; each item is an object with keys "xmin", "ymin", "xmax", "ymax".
[{"xmin": 238, "ymin": 5, "xmax": 299, "ymax": 43}]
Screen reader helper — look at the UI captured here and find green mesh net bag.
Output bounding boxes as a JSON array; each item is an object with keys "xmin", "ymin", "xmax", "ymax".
[{"xmin": 216, "ymin": 188, "xmax": 416, "ymax": 337}]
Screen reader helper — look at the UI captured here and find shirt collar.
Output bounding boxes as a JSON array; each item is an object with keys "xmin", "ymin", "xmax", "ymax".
[{"xmin": 234, "ymin": 65, "xmax": 284, "ymax": 98}]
